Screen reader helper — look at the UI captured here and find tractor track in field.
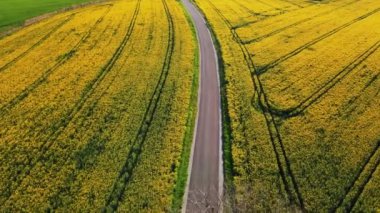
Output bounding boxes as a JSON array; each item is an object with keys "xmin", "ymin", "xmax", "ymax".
[
  {"xmin": 0, "ymin": 5, "xmax": 113, "ymax": 163},
  {"xmin": 239, "ymin": 0, "xmax": 357, "ymax": 41},
  {"xmin": 206, "ymin": 0, "xmax": 305, "ymax": 210},
  {"xmin": 236, "ymin": 2, "xmax": 280, "ymax": 19},
  {"xmin": 0, "ymin": 0, "xmax": 141, "ymax": 205},
  {"xmin": 0, "ymin": 3, "xmax": 114, "ymax": 71},
  {"xmin": 261, "ymin": 39, "xmax": 380, "ymax": 118},
  {"xmin": 232, "ymin": 1, "xmax": 289, "ymax": 29},
  {"xmin": 0, "ymin": 15, "xmax": 74, "ymax": 73},
  {"xmin": 103, "ymin": 0, "xmax": 174, "ymax": 210},
  {"xmin": 254, "ymin": 0, "xmax": 285, "ymax": 10},
  {"xmin": 247, "ymin": 0, "xmax": 292, "ymax": 14},
  {"xmin": 254, "ymin": 7, "xmax": 380, "ymax": 75},
  {"xmin": 0, "ymin": 5, "xmax": 112, "ymax": 118},
  {"xmin": 47, "ymin": 56, "xmax": 134, "ymax": 210},
  {"xmin": 232, "ymin": 0, "xmax": 319, "ymax": 29},
  {"xmin": 32, "ymin": 16, "xmax": 138, "ymax": 208},
  {"xmin": 0, "ymin": 16, "xmax": 65, "ymax": 54},
  {"xmin": 277, "ymin": 0, "xmax": 305, "ymax": 8},
  {"xmin": 330, "ymin": 141, "xmax": 380, "ymax": 212}
]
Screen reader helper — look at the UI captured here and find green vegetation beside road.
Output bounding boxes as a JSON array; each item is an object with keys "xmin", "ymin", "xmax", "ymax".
[{"xmin": 0, "ymin": 0, "xmax": 94, "ymax": 31}]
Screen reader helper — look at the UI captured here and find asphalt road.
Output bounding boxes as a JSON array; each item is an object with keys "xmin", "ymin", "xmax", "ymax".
[{"xmin": 182, "ymin": 0, "xmax": 223, "ymax": 212}]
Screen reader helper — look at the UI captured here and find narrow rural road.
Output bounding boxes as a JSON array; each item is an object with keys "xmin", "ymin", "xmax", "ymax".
[{"xmin": 182, "ymin": 0, "xmax": 223, "ymax": 212}]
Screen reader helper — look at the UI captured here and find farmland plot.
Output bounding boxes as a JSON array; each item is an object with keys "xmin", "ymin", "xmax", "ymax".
[
  {"xmin": 0, "ymin": 0, "xmax": 197, "ymax": 211},
  {"xmin": 194, "ymin": 0, "xmax": 380, "ymax": 211}
]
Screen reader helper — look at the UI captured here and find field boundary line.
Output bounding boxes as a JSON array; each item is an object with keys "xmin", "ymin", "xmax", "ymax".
[
  {"xmin": 0, "ymin": 0, "xmax": 112, "ymax": 38},
  {"xmin": 0, "ymin": 3, "xmax": 113, "ymax": 70}
]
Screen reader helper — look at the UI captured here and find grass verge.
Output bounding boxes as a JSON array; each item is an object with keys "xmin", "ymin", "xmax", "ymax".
[{"xmin": 170, "ymin": 1, "xmax": 199, "ymax": 211}]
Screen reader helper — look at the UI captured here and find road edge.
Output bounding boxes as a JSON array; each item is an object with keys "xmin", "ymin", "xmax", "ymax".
[
  {"xmin": 181, "ymin": 0, "xmax": 224, "ymax": 212},
  {"xmin": 170, "ymin": 0, "xmax": 200, "ymax": 211},
  {"xmin": 180, "ymin": 0, "xmax": 202, "ymax": 210}
]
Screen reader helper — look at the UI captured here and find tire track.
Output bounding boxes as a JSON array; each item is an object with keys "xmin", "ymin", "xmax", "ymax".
[
  {"xmin": 255, "ymin": 7, "xmax": 380, "ymax": 74},
  {"xmin": 262, "ymin": 40, "xmax": 380, "ymax": 118},
  {"xmin": 248, "ymin": 0, "xmax": 289, "ymax": 13},
  {"xmin": 32, "ymin": 14, "xmax": 134, "ymax": 207},
  {"xmin": 239, "ymin": 0, "xmax": 357, "ymax": 41},
  {"xmin": 0, "ymin": 15, "xmax": 75, "ymax": 73},
  {"xmin": 276, "ymin": 0, "xmax": 305, "ymax": 8},
  {"xmin": 231, "ymin": 0, "xmax": 288, "ymax": 29},
  {"xmin": 0, "ymin": 17, "xmax": 62, "ymax": 55},
  {"xmin": 0, "ymin": 0, "xmax": 141, "ymax": 204},
  {"xmin": 236, "ymin": 0, "xmax": 355, "ymax": 31},
  {"xmin": 45, "ymin": 11, "xmax": 137, "ymax": 210},
  {"xmin": 48, "ymin": 60, "xmax": 129, "ymax": 210},
  {"xmin": 0, "ymin": 5, "xmax": 113, "ymax": 163},
  {"xmin": 0, "ymin": 5, "xmax": 112, "ymax": 118},
  {"xmin": 205, "ymin": 0, "xmax": 305, "ymax": 210},
  {"xmin": 231, "ymin": 0, "xmax": 315, "ymax": 29},
  {"xmin": 103, "ymin": 0, "xmax": 174, "ymax": 210},
  {"xmin": 0, "ymin": 3, "xmax": 113, "ymax": 69},
  {"xmin": 236, "ymin": 1, "xmax": 278, "ymax": 18},
  {"xmin": 330, "ymin": 141, "xmax": 380, "ymax": 212}
]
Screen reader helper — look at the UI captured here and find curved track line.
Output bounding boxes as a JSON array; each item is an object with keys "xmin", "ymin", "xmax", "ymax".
[
  {"xmin": 262, "ymin": 39, "xmax": 380, "ymax": 118},
  {"xmin": 103, "ymin": 0, "xmax": 175, "ymax": 210},
  {"xmin": 205, "ymin": 0, "xmax": 305, "ymax": 210},
  {"xmin": 0, "ymin": 5, "xmax": 112, "ymax": 118},
  {"xmin": 0, "ymin": 15, "xmax": 74, "ymax": 73},
  {"xmin": 330, "ymin": 141, "xmax": 380, "ymax": 212},
  {"xmin": 0, "ymin": 6, "xmax": 113, "ymax": 165},
  {"xmin": 240, "ymin": 0, "xmax": 357, "ymax": 41},
  {"xmin": 255, "ymin": 7, "xmax": 380, "ymax": 74},
  {"xmin": 0, "ymin": 1, "xmax": 140, "ymax": 205}
]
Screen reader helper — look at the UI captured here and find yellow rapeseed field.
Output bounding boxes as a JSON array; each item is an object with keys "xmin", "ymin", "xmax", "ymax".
[
  {"xmin": 0, "ymin": 0, "xmax": 197, "ymax": 211},
  {"xmin": 194, "ymin": 0, "xmax": 380, "ymax": 211}
]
